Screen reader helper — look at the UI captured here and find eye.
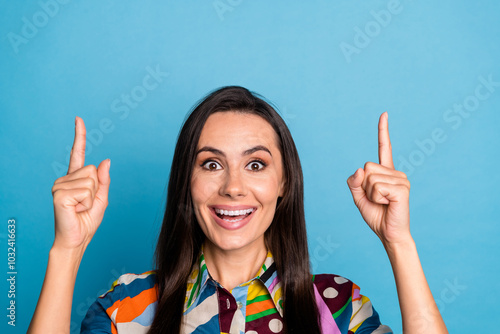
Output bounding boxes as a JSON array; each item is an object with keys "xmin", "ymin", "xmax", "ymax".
[
  {"xmin": 246, "ymin": 160, "xmax": 266, "ymax": 172},
  {"xmin": 201, "ymin": 160, "xmax": 222, "ymax": 171},
  {"xmin": 201, "ymin": 159, "xmax": 266, "ymax": 171}
]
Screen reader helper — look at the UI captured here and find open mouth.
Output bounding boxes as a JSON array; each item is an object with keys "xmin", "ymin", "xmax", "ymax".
[{"xmin": 214, "ymin": 208, "xmax": 255, "ymax": 222}]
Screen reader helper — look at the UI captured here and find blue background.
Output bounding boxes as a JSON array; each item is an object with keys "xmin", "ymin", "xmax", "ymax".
[{"xmin": 1, "ymin": 1, "xmax": 499, "ymax": 333}]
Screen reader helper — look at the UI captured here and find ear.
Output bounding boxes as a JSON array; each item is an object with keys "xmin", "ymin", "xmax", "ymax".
[{"xmin": 278, "ymin": 179, "xmax": 286, "ymax": 198}]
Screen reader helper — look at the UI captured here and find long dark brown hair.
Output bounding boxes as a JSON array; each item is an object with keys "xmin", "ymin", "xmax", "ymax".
[{"xmin": 149, "ymin": 86, "xmax": 321, "ymax": 333}]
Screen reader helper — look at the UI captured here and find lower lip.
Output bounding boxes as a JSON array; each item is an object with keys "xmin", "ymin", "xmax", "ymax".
[{"xmin": 209, "ymin": 208, "xmax": 256, "ymax": 231}]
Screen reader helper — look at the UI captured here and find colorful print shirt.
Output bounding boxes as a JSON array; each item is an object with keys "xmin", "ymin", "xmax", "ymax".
[{"xmin": 81, "ymin": 252, "xmax": 392, "ymax": 333}]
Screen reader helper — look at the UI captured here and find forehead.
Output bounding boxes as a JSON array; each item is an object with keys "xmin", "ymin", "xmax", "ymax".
[{"xmin": 197, "ymin": 111, "xmax": 280, "ymax": 151}]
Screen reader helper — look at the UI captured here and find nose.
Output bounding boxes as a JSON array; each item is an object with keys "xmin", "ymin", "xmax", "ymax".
[{"xmin": 219, "ymin": 168, "xmax": 247, "ymax": 198}]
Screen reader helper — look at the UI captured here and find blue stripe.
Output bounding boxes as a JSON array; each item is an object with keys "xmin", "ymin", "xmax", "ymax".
[
  {"xmin": 131, "ymin": 300, "xmax": 157, "ymax": 326},
  {"xmin": 191, "ymin": 312, "xmax": 220, "ymax": 333},
  {"xmin": 185, "ymin": 283, "xmax": 217, "ymax": 314},
  {"xmin": 98, "ymin": 273, "xmax": 156, "ymax": 311}
]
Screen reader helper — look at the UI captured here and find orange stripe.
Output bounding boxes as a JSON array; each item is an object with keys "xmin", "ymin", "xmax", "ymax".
[
  {"xmin": 106, "ymin": 299, "xmax": 121, "ymax": 319},
  {"xmin": 246, "ymin": 298, "xmax": 275, "ymax": 316},
  {"xmin": 111, "ymin": 323, "xmax": 118, "ymax": 334},
  {"xmin": 115, "ymin": 286, "xmax": 158, "ymax": 323}
]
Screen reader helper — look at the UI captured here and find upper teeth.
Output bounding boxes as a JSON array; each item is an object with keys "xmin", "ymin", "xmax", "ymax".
[{"xmin": 215, "ymin": 208, "xmax": 254, "ymax": 216}]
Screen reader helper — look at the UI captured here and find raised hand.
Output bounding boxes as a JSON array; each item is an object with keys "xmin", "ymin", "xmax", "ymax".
[
  {"xmin": 28, "ymin": 117, "xmax": 111, "ymax": 333},
  {"xmin": 51, "ymin": 117, "xmax": 111, "ymax": 250},
  {"xmin": 346, "ymin": 112, "xmax": 411, "ymax": 245}
]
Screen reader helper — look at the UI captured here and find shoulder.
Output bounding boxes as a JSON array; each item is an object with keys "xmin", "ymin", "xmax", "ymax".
[
  {"xmin": 103, "ymin": 271, "xmax": 156, "ymax": 296},
  {"xmin": 313, "ymin": 274, "xmax": 392, "ymax": 333},
  {"xmin": 97, "ymin": 270, "xmax": 158, "ymax": 311},
  {"xmin": 312, "ymin": 273, "xmax": 358, "ymax": 310},
  {"xmin": 101, "ymin": 270, "xmax": 157, "ymax": 298},
  {"xmin": 82, "ymin": 271, "xmax": 158, "ymax": 331},
  {"xmin": 312, "ymin": 274, "xmax": 366, "ymax": 329},
  {"xmin": 312, "ymin": 273, "xmax": 357, "ymax": 299}
]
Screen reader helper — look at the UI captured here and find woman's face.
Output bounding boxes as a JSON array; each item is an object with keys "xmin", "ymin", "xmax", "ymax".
[{"xmin": 191, "ymin": 111, "xmax": 285, "ymax": 254}]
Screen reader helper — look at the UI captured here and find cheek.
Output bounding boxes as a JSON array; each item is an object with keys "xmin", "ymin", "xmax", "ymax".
[
  {"xmin": 191, "ymin": 174, "xmax": 220, "ymax": 204},
  {"xmin": 251, "ymin": 176, "xmax": 281, "ymax": 204}
]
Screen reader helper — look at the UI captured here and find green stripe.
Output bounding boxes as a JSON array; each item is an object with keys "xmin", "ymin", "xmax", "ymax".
[
  {"xmin": 246, "ymin": 308, "xmax": 277, "ymax": 322},
  {"xmin": 247, "ymin": 294, "xmax": 271, "ymax": 305},
  {"xmin": 332, "ymin": 296, "xmax": 352, "ymax": 319},
  {"xmin": 187, "ymin": 262, "xmax": 206, "ymax": 307}
]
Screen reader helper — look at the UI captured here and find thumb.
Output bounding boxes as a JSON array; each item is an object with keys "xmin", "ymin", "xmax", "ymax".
[
  {"xmin": 94, "ymin": 159, "xmax": 111, "ymax": 210},
  {"xmin": 346, "ymin": 168, "xmax": 367, "ymax": 208}
]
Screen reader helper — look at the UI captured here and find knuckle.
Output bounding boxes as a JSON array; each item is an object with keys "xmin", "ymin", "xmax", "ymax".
[
  {"xmin": 397, "ymin": 183, "xmax": 409, "ymax": 192},
  {"xmin": 364, "ymin": 173, "xmax": 373, "ymax": 186},
  {"xmin": 83, "ymin": 164, "xmax": 94, "ymax": 172},
  {"xmin": 85, "ymin": 177, "xmax": 96, "ymax": 189},
  {"xmin": 364, "ymin": 161, "xmax": 376, "ymax": 173},
  {"xmin": 52, "ymin": 189, "xmax": 64, "ymax": 203},
  {"xmin": 54, "ymin": 175, "xmax": 66, "ymax": 184},
  {"xmin": 400, "ymin": 185, "xmax": 410, "ymax": 196},
  {"xmin": 88, "ymin": 165, "xmax": 98, "ymax": 176}
]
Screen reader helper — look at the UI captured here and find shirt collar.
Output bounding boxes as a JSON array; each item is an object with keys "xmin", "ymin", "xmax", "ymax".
[{"xmin": 184, "ymin": 247, "xmax": 284, "ymax": 317}]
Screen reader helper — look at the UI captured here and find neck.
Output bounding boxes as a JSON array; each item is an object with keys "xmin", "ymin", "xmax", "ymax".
[{"xmin": 203, "ymin": 239, "xmax": 268, "ymax": 291}]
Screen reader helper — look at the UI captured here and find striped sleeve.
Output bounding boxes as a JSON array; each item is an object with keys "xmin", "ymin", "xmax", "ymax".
[
  {"xmin": 348, "ymin": 283, "xmax": 392, "ymax": 334},
  {"xmin": 80, "ymin": 271, "xmax": 157, "ymax": 334},
  {"xmin": 80, "ymin": 281, "xmax": 121, "ymax": 333},
  {"xmin": 312, "ymin": 274, "xmax": 393, "ymax": 334}
]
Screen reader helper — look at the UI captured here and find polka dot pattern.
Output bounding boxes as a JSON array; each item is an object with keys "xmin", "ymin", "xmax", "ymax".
[
  {"xmin": 269, "ymin": 318, "xmax": 283, "ymax": 333},
  {"xmin": 323, "ymin": 287, "xmax": 339, "ymax": 298},
  {"xmin": 334, "ymin": 276, "xmax": 348, "ymax": 284}
]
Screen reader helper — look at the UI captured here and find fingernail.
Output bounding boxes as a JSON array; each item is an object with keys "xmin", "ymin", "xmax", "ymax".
[{"xmin": 108, "ymin": 159, "xmax": 111, "ymax": 168}]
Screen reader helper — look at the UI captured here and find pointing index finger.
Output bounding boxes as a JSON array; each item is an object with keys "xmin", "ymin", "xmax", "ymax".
[
  {"xmin": 67, "ymin": 116, "xmax": 86, "ymax": 174},
  {"xmin": 378, "ymin": 112, "xmax": 394, "ymax": 169}
]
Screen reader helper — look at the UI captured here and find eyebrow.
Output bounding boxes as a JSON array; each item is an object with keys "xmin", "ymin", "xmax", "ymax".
[{"xmin": 195, "ymin": 145, "xmax": 272, "ymax": 158}]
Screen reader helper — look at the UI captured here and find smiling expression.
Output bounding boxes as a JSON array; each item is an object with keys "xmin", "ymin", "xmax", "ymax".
[{"xmin": 190, "ymin": 111, "xmax": 285, "ymax": 253}]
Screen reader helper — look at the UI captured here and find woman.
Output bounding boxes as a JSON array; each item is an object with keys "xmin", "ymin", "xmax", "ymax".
[{"xmin": 28, "ymin": 86, "xmax": 447, "ymax": 333}]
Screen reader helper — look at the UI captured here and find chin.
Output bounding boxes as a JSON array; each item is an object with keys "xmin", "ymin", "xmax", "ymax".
[{"xmin": 207, "ymin": 235, "xmax": 259, "ymax": 253}]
